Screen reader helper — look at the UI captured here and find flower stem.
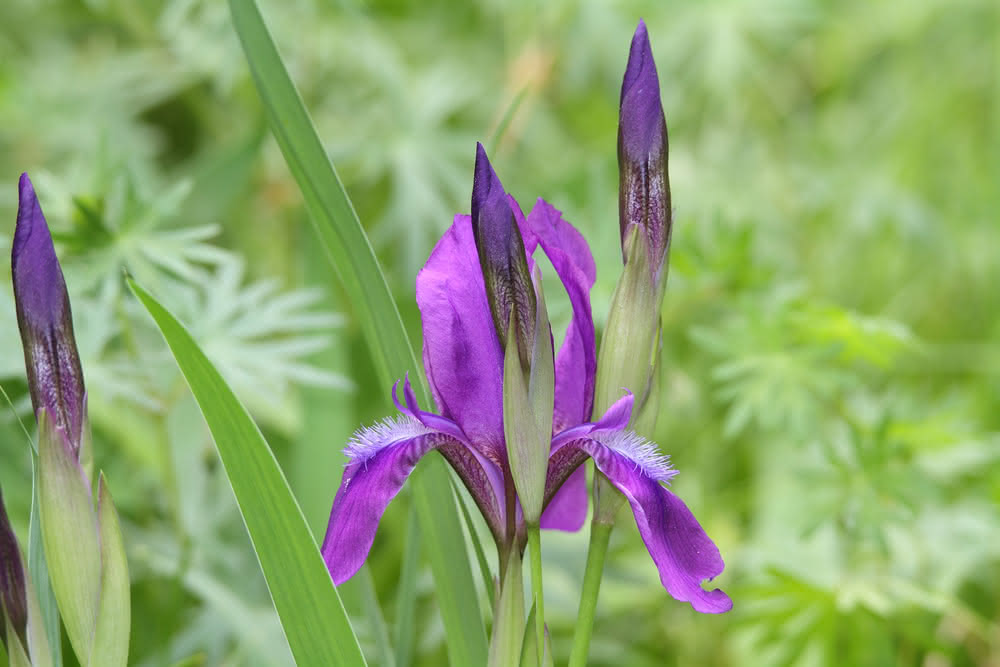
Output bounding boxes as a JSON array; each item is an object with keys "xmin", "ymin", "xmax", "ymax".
[
  {"xmin": 567, "ymin": 520, "xmax": 613, "ymax": 667},
  {"xmin": 527, "ymin": 522, "xmax": 545, "ymax": 666}
]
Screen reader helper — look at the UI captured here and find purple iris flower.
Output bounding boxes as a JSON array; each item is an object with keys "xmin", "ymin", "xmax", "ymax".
[{"xmin": 322, "ymin": 145, "xmax": 731, "ymax": 613}]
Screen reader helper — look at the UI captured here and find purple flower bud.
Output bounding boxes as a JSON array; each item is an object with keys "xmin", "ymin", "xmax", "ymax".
[
  {"xmin": 0, "ymin": 490, "xmax": 28, "ymax": 651},
  {"xmin": 618, "ymin": 20, "xmax": 671, "ymax": 275},
  {"xmin": 12, "ymin": 173, "xmax": 86, "ymax": 457},
  {"xmin": 471, "ymin": 143, "xmax": 536, "ymax": 371}
]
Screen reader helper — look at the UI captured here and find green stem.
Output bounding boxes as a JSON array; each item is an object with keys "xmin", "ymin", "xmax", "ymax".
[
  {"xmin": 567, "ymin": 520, "xmax": 613, "ymax": 667},
  {"xmin": 527, "ymin": 523, "xmax": 545, "ymax": 666}
]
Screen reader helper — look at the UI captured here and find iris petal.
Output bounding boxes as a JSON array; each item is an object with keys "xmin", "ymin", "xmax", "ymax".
[{"xmin": 574, "ymin": 430, "xmax": 731, "ymax": 613}]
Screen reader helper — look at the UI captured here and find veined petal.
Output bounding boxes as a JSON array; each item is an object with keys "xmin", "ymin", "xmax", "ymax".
[
  {"xmin": 12, "ymin": 173, "xmax": 85, "ymax": 453},
  {"xmin": 392, "ymin": 377, "xmax": 507, "ymax": 538},
  {"xmin": 550, "ymin": 391, "xmax": 634, "ymax": 451},
  {"xmin": 573, "ymin": 429, "xmax": 731, "ymax": 613},
  {"xmin": 324, "ymin": 417, "xmax": 442, "ymax": 584},
  {"xmin": 322, "ymin": 415, "xmax": 504, "ymax": 583},
  {"xmin": 416, "ymin": 214, "xmax": 505, "ymax": 461},
  {"xmin": 524, "ymin": 199, "xmax": 597, "ymax": 432}
]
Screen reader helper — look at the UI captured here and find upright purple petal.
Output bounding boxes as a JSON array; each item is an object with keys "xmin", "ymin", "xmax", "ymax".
[
  {"xmin": 539, "ymin": 465, "xmax": 587, "ymax": 531},
  {"xmin": 416, "ymin": 214, "xmax": 506, "ymax": 462},
  {"xmin": 12, "ymin": 174, "xmax": 85, "ymax": 454},
  {"xmin": 323, "ymin": 418, "xmax": 461, "ymax": 584},
  {"xmin": 573, "ymin": 430, "xmax": 731, "ymax": 613},
  {"xmin": 523, "ymin": 199, "xmax": 597, "ymax": 431},
  {"xmin": 619, "ymin": 20, "xmax": 671, "ymax": 272}
]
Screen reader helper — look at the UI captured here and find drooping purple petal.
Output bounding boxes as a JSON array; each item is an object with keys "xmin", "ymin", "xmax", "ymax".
[
  {"xmin": 323, "ymin": 417, "xmax": 458, "ymax": 584},
  {"xmin": 416, "ymin": 214, "xmax": 505, "ymax": 462},
  {"xmin": 523, "ymin": 199, "xmax": 597, "ymax": 432},
  {"xmin": 619, "ymin": 20, "xmax": 671, "ymax": 270},
  {"xmin": 573, "ymin": 429, "xmax": 731, "ymax": 613},
  {"xmin": 11, "ymin": 174, "xmax": 86, "ymax": 454}
]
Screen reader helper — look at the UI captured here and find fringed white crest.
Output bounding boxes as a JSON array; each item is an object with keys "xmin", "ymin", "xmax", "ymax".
[
  {"xmin": 592, "ymin": 428, "xmax": 676, "ymax": 483},
  {"xmin": 344, "ymin": 415, "xmax": 432, "ymax": 463}
]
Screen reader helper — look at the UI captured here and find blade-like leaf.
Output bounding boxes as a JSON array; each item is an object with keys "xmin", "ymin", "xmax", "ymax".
[
  {"xmin": 130, "ymin": 280, "xmax": 366, "ymax": 667},
  {"xmin": 227, "ymin": 3, "xmax": 488, "ymax": 664}
]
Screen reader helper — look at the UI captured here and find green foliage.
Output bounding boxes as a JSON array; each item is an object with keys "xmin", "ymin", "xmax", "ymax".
[
  {"xmin": 132, "ymin": 280, "xmax": 366, "ymax": 666},
  {"xmin": 1, "ymin": 0, "xmax": 997, "ymax": 665}
]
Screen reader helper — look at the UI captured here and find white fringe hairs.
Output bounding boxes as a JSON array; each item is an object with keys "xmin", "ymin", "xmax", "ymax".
[
  {"xmin": 344, "ymin": 416, "xmax": 432, "ymax": 462},
  {"xmin": 594, "ymin": 429, "xmax": 676, "ymax": 482}
]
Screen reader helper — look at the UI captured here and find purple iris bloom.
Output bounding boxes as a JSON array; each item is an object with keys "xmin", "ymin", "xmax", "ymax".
[{"xmin": 322, "ymin": 146, "xmax": 731, "ymax": 613}]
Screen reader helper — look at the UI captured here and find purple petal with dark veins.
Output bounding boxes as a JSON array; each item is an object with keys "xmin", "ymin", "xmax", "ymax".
[
  {"xmin": 12, "ymin": 173, "xmax": 85, "ymax": 455},
  {"xmin": 551, "ymin": 391, "xmax": 634, "ymax": 451},
  {"xmin": 323, "ymin": 418, "xmax": 469, "ymax": 584},
  {"xmin": 523, "ymin": 199, "xmax": 597, "ymax": 432},
  {"xmin": 572, "ymin": 429, "xmax": 731, "ymax": 613}
]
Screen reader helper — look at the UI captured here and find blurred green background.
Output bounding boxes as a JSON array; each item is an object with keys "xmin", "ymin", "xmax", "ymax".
[{"xmin": 1, "ymin": 0, "xmax": 997, "ymax": 665}]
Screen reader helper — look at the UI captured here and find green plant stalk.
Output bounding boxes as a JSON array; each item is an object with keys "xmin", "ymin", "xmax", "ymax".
[
  {"xmin": 526, "ymin": 523, "xmax": 545, "ymax": 666},
  {"xmin": 567, "ymin": 519, "xmax": 613, "ymax": 667}
]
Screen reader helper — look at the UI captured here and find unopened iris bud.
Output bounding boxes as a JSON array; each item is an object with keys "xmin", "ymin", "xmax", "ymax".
[
  {"xmin": 472, "ymin": 143, "xmax": 537, "ymax": 373},
  {"xmin": 470, "ymin": 145, "xmax": 555, "ymax": 523},
  {"xmin": 618, "ymin": 19, "xmax": 671, "ymax": 285},
  {"xmin": 12, "ymin": 173, "xmax": 86, "ymax": 459},
  {"xmin": 12, "ymin": 174, "xmax": 129, "ymax": 667}
]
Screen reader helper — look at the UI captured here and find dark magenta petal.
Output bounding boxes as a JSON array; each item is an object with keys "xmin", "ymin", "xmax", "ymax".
[
  {"xmin": 322, "ymin": 418, "xmax": 494, "ymax": 584},
  {"xmin": 471, "ymin": 143, "xmax": 536, "ymax": 369},
  {"xmin": 523, "ymin": 199, "xmax": 597, "ymax": 432},
  {"xmin": 416, "ymin": 214, "xmax": 506, "ymax": 462},
  {"xmin": 538, "ymin": 465, "xmax": 586, "ymax": 531},
  {"xmin": 576, "ymin": 430, "xmax": 731, "ymax": 613},
  {"xmin": 0, "ymin": 489, "xmax": 28, "ymax": 649},
  {"xmin": 619, "ymin": 20, "xmax": 671, "ymax": 269},
  {"xmin": 12, "ymin": 173, "xmax": 85, "ymax": 455}
]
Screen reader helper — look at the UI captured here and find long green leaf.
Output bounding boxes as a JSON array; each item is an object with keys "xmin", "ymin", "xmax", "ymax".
[
  {"xmin": 227, "ymin": 2, "xmax": 488, "ymax": 664},
  {"xmin": 130, "ymin": 280, "xmax": 366, "ymax": 667}
]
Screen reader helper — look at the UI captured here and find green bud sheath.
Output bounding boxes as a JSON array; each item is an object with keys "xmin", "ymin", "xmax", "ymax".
[
  {"xmin": 37, "ymin": 408, "xmax": 101, "ymax": 663},
  {"xmin": 595, "ymin": 225, "xmax": 662, "ymax": 418},
  {"xmin": 89, "ymin": 475, "xmax": 129, "ymax": 667},
  {"xmin": 503, "ymin": 269, "xmax": 554, "ymax": 524},
  {"xmin": 488, "ymin": 549, "xmax": 525, "ymax": 667},
  {"xmin": 4, "ymin": 615, "xmax": 30, "ymax": 667},
  {"xmin": 24, "ymin": 569, "xmax": 54, "ymax": 667},
  {"xmin": 519, "ymin": 603, "xmax": 553, "ymax": 667}
]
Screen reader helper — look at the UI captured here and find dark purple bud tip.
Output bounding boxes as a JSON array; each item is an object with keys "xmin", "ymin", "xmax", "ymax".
[
  {"xmin": 618, "ymin": 20, "xmax": 671, "ymax": 271},
  {"xmin": 0, "ymin": 490, "xmax": 28, "ymax": 651},
  {"xmin": 471, "ymin": 144, "xmax": 536, "ymax": 369},
  {"xmin": 12, "ymin": 173, "xmax": 86, "ymax": 455}
]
